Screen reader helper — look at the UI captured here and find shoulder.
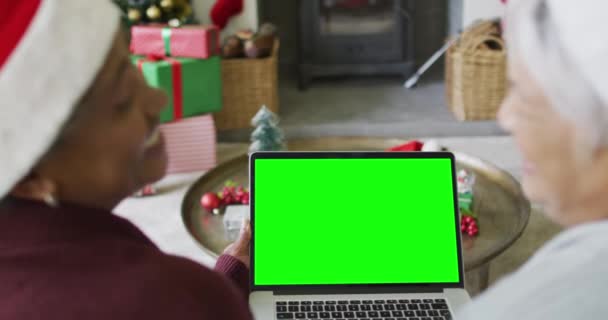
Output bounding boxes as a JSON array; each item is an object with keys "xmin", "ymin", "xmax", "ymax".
[
  {"xmin": 458, "ymin": 224, "xmax": 608, "ymax": 320},
  {"xmin": 0, "ymin": 242, "xmax": 252, "ymax": 319}
]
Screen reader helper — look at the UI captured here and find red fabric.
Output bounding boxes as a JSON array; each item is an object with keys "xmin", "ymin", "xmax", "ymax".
[
  {"xmin": 160, "ymin": 115, "xmax": 217, "ymax": 173},
  {"xmin": 0, "ymin": 197, "xmax": 253, "ymax": 320},
  {"xmin": 130, "ymin": 25, "xmax": 220, "ymax": 59},
  {"xmin": 387, "ymin": 140, "xmax": 424, "ymax": 152},
  {"xmin": 0, "ymin": 0, "xmax": 41, "ymax": 69},
  {"xmin": 210, "ymin": 0, "xmax": 243, "ymax": 30}
]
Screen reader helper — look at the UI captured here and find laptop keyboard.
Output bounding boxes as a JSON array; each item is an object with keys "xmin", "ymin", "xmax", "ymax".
[{"xmin": 275, "ymin": 299, "xmax": 452, "ymax": 320}]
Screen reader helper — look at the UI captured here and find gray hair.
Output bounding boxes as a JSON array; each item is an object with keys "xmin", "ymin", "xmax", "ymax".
[{"xmin": 506, "ymin": 0, "xmax": 608, "ymax": 152}]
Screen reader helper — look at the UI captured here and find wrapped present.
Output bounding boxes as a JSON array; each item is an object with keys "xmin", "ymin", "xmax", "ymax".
[
  {"xmin": 132, "ymin": 55, "xmax": 222, "ymax": 123},
  {"xmin": 459, "ymin": 192, "xmax": 473, "ymax": 211},
  {"xmin": 457, "ymin": 169, "xmax": 475, "ymax": 211},
  {"xmin": 130, "ymin": 25, "xmax": 220, "ymax": 59},
  {"xmin": 160, "ymin": 115, "xmax": 217, "ymax": 173},
  {"xmin": 223, "ymin": 205, "xmax": 250, "ymax": 241}
]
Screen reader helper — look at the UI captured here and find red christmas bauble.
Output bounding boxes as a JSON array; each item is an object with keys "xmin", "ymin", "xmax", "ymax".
[
  {"xmin": 201, "ymin": 192, "xmax": 221, "ymax": 212},
  {"xmin": 241, "ymin": 192, "xmax": 250, "ymax": 204},
  {"xmin": 235, "ymin": 187, "xmax": 246, "ymax": 202},
  {"xmin": 225, "ymin": 186, "xmax": 236, "ymax": 194},
  {"xmin": 468, "ymin": 225, "xmax": 479, "ymax": 235},
  {"xmin": 461, "ymin": 214, "xmax": 479, "ymax": 236}
]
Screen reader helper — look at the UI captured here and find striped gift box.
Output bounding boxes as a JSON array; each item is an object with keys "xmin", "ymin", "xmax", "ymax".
[
  {"xmin": 160, "ymin": 115, "xmax": 217, "ymax": 173},
  {"xmin": 130, "ymin": 25, "xmax": 220, "ymax": 59}
]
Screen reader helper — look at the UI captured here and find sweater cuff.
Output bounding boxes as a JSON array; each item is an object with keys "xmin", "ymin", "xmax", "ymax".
[{"xmin": 215, "ymin": 254, "xmax": 250, "ymax": 299}]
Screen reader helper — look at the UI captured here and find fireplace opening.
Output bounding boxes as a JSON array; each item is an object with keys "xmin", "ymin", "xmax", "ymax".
[{"xmin": 298, "ymin": 0, "xmax": 415, "ymax": 89}]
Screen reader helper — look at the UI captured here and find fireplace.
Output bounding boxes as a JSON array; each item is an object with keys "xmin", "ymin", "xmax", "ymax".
[{"xmin": 298, "ymin": 0, "xmax": 415, "ymax": 89}]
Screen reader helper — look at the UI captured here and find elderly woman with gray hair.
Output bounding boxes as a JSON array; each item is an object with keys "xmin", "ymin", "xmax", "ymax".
[{"xmin": 456, "ymin": 0, "xmax": 608, "ymax": 319}]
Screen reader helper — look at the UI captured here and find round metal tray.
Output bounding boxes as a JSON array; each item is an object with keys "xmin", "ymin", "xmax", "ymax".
[{"xmin": 182, "ymin": 137, "xmax": 530, "ymax": 271}]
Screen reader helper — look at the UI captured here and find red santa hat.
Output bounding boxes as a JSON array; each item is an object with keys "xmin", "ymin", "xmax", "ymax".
[{"xmin": 0, "ymin": 0, "xmax": 120, "ymax": 197}]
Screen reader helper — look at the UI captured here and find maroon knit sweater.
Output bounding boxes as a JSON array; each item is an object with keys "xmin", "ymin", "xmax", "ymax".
[{"xmin": 0, "ymin": 197, "xmax": 253, "ymax": 319}]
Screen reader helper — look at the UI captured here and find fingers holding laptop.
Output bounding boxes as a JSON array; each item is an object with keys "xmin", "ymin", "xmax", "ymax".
[{"xmin": 223, "ymin": 219, "xmax": 251, "ymax": 268}]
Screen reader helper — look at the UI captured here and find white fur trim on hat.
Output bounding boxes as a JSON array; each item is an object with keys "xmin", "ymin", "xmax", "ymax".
[
  {"xmin": 0, "ymin": 1, "xmax": 120, "ymax": 197},
  {"xmin": 507, "ymin": 0, "xmax": 608, "ymax": 150},
  {"xmin": 547, "ymin": 1, "xmax": 608, "ymax": 107}
]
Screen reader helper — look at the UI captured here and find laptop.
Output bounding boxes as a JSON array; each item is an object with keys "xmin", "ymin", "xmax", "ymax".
[{"xmin": 249, "ymin": 152, "xmax": 471, "ymax": 320}]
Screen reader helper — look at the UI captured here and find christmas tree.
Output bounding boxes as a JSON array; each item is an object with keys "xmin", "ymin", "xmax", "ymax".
[
  {"xmin": 249, "ymin": 106, "xmax": 286, "ymax": 152},
  {"xmin": 113, "ymin": 0, "xmax": 195, "ymax": 27}
]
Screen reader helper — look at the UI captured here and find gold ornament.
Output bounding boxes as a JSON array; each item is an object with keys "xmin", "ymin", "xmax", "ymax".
[
  {"xmin": 127, "ymin": 8, "xmax": 142, "ymax": 23},
  {"xmin": 160, "ymin": 0, "xmax": 175, "ymax": 11},
  {"xmin": 146, "ymin": 5, "xmax": 162, "ymax": 21},
  {"xmin": 178, "ymin": 3, "xmax": 193, "ymax": 19}
]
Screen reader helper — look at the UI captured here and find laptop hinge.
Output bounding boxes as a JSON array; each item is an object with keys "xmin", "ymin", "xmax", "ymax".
[{"xmin": 274, "ymin": 286, "xmax": 442, "ymax": 296}]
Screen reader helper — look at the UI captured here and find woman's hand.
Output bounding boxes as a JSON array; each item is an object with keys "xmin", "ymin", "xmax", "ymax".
[{"xmin": 223, "ymin": 219, "xmax": 251, "ymax": 268}]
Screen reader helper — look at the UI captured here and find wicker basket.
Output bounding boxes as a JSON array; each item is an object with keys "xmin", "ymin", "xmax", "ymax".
[
  {"xmin": 214, "ymin": 41, "xmax": 280, "ymax": 130},
  {"xmin": 458, "ymin": 20, "xmax": 501, "ymax": 48},
  {"xmin": 446, "ymin": 23, "xmax": 507, "ymax": 121}
]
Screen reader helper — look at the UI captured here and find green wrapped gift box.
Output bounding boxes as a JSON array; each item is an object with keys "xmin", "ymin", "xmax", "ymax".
[
  {"xmin": 458, "ymin": 192, "xmax": 473, "ymax": 211},
  {"xmin": 131, "ymin": 55, "xmax": 222, "ymax": 123}
]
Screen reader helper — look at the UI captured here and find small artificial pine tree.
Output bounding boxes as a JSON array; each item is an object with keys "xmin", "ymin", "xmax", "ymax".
[{"xmin": 249, "ymin": 106, "xmax": 286, "ymax": 152}]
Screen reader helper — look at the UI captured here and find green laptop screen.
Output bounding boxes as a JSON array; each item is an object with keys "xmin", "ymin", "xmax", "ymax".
[{"xmin": 253, "ymin": 157, "xmax": 461, "ymax": 286}]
